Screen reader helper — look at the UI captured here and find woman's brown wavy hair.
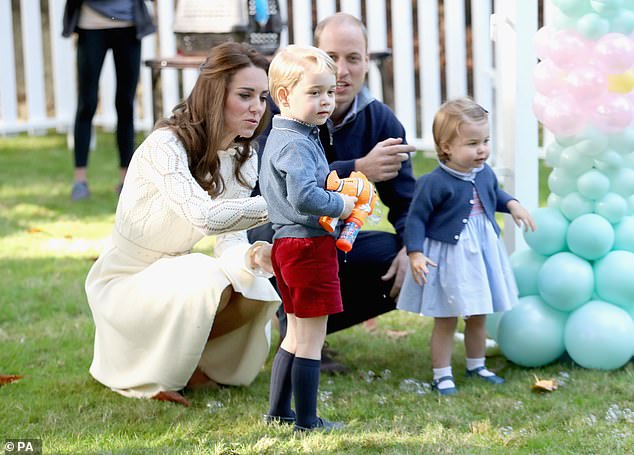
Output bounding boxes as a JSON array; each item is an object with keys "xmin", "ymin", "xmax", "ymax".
[{"xmin": 155, "ymin": 42, "xmax": 270, "ymax": 197}]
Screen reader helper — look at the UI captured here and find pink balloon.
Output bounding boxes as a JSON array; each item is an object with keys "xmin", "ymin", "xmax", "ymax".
[
  {"xmin": 535, "ymin": 26, "xmax": 557, "ymax": 61},
  {"xmin": 565, "ymin": 64, "xmax": 607, "ymax": 103},
  {"xmin": 592, "ymin": 95, "xmax": 634, "ymax": 133},
  {"xmin": 543, "ymin": 95, "xmax": 587, "ymax": 137},
  {"xmin": 549, "ymin": 30, "xmax": 592, "ymax": 68},
  {"xmin": 534, "ymin": 59, "xmax": 567, "ymax": 96},
  {"xmin": 594, "ymin": 33, "xmax": 634, "ymax": 73},
  {"xmin": 533, "ymin": 93, "xmax": 549, "ymax": 121}
]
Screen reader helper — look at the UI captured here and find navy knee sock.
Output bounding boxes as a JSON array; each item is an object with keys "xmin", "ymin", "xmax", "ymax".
[
  {"xmin": 292, "ymin": 356, "xmax": 321, "ymax": 428},
  {"xmin": 267, "ymin": 348, "xmax": 294, "ymax": 417}
]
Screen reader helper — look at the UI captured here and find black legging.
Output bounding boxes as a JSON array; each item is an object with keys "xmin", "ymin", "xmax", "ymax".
[{"xmin": 73, "ymin": 27, "xmax": 141, "ymax": 169}]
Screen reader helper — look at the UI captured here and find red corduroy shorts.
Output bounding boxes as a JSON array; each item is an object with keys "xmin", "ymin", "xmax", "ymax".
[{"xmin": 271, "ymin": 236, "xmax": 343, "ymax": 318}]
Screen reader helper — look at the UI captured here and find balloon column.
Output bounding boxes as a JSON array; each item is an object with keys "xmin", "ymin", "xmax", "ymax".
[{"xmin": 495, "ymin": 0, "xmax": 634, "ymax": 370}]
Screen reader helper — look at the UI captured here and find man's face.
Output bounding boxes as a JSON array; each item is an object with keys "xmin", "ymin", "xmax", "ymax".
[{"xmin": 317, "ymin": 21, "xmax": 369, "ymax": 118}]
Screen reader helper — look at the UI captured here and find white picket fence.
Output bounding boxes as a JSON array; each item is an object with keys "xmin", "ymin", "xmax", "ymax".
[{"xmin": 0, "ymin": 0, "xmax": 553, "ymax": 249}]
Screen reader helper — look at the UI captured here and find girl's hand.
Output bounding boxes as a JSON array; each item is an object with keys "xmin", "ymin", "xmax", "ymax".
[
  {"xmin": 408, "ymin": 252, "xmax": 437, "ymax": 286},
  {"xmin": 248, "ymin": 243, "xmax": 274, "ymax": 275},
  {"xmin": 508, "ymin": 200, "xmax": 537, "ymax": 232}
]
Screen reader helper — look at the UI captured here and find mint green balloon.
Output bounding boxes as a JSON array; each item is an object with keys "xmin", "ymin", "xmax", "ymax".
[
  {"xmin": 485, "ymin": 311, "xmax": 504, "ymax": 341},
  {"xmin": 566, "ymin": 213, "xmax": 614, "ymax": 260},
  {"xmin": 524, "ymin": 207, "xmax": 569, "ymax": 255},
  {"xmin": 628, "ymin": 194, "xmax": 634, "ymax": 214},
  {"xmin": 623, "ymin": 152, "xmax": 634, "ymax": 168},
  {"xmin": 559, "ymin": 146, "xmax": 595, "ymax": 175},
  {"xmin": 577, "ymin": 12, "xmax": 611, "ymax": 39},
  {"xmin": 548, "ymin": 168, "xmax": 577, "ymax": 196},
  {"xmin": 538, "ymin": 252, "xmax": 594, "ymax": 311},
  {"xmin": 614, "ymin": 216, "xmax": 634, "ymax": 251},
  {"xmin": 545, "ymin": 142, "xmax": 564, "ymax": 167},
  {"xmin": 547, "ymin": 193, "xmax": 562, "ymax": 209},
  {"xmin": 608, "ymin": 127, "xmax": 634, "ymax": 153},
  {"xmin": 574, "ymin": 133, "xmax": 609, "ymax": 157},
  {"xmin": 595, "ymin": 149, "xmax": 624, "ymax": 172},
  {"xmin": 594, "ymin": 192, "xmax": 627, "ymax": 223},
  {"xmin": 560, "ymin": 192, "xmax": 594, "ymax": 220},
  {"xmin": 511, "ymin": 249, "xmax": 548, "ymax": 296},
  {"xmin": 594, "ymin": 250, "xmax": 634, "ymax": 309},
  {"xmin": 564, "ymin": 301, "xmax": 634, "ymax": 369},
  {"xmin": 498, "ymin": 296, "xmax": 567, "ymax": 367},
  {"xmin": 609, "ymin": 168, "xmax": 634, "ymax": 197},
  {"xmin": 576, "ymin": 169, "xmax": 610, "ymax": 200},
  {"xmin": 610, "ymin": 10, "xmax": 634, "ymax": 33},
  {"xmin": 555, "ymin": 0, "xmax": 593, "ymax": 17},
  {"xmin": 591, "ymin": 0, "xmax": 624, "ymax": 16},
  {"xmin": 556, "ymin": 133, "xmax": 579, "ymax": 147}
]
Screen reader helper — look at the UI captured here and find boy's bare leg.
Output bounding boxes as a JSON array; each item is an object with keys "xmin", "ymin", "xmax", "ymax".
[{"xmin": 294, "ymin": 315, "xmax": 328, "ymax": 359}]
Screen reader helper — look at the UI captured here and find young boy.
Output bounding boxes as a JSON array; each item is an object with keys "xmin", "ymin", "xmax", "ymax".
[{"xmin": 259, "ymin": 45, "xmax": 356, "ymax": 432}]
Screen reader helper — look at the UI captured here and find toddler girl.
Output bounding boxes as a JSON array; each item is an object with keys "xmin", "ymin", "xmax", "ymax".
[{"xmin": 398, "ymin": 97, "xmax": 536, "ymax": 395}]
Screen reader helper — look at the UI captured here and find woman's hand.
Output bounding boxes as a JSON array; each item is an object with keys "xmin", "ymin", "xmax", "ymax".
[
  {"xmin": 408, "ymin": 251, "xmax": 437, "ymax": 286},
  {"xmin": 248, "ymin": 242, "xmax": 274, "ymax": 276},
  {"xmin": 508, "ymin": 200, "xmax": 536, "ymax": 232}
]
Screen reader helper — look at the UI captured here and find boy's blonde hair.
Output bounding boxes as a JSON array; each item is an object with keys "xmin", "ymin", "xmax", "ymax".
[
  {"xmin": 268, "ymin": 45, "xmax": 337, "ymax": 106},
  {"xmin": 432, "ymin": 97, "xmax": 489, "ymax": 162}
]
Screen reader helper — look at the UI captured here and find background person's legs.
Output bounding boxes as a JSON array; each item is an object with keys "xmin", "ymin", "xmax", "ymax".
[
  {"xmin": 72, "ymin": 29, "xmax": 109, "ymax": 199},
  {"xmin": 111, "ymin": 27, "xmax": 141, "ymax": 185}
]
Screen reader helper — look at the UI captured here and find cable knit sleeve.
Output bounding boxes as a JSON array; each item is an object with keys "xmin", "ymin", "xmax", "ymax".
[
  {"xmin": 138, "ymin": 133, "xmax": 268, "ymax": 236},
  {"xmin": 215, "ymin": 146, "xmax": 263, "ymax": 257}
]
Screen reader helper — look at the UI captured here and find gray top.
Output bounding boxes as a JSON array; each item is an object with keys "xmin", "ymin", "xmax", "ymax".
[
  {"xmin": 86, "ymin": 0, "xmax": 135, "ymax": 22},
  {"xmin": 260, "ymin": 116, "xmax": 344, "ymax": 240}
]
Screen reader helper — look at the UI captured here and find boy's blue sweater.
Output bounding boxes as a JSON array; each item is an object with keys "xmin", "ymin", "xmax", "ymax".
[
  {"xmin": 255, "ymin": 87, "xmax": 415, "ymax": 242},
  {"xmin": 260, "ymin": 116, "xmax": 344, "ymax": 240}
]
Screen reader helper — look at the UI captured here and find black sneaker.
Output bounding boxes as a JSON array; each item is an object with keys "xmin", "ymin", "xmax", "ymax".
[
  {"xmin": 71, "ymin": 181, "xmax": 90, "ymax": 201},
  {"xmin": 294, "ymin": 416, "xmax": 345, "ymax": 433}
]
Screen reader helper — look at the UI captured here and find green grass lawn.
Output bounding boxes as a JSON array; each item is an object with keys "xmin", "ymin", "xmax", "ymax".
[{"xmin": 1, "ymin": 132, "xmax": 632, "ymax": 454}]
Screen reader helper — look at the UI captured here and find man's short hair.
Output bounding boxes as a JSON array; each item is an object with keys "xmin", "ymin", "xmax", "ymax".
[{"xmin": 314, "ymin": 12, "xmax": 368, "ymax": 51}]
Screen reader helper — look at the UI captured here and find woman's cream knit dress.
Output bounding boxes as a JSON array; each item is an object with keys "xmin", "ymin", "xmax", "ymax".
[{"xmin": 85, "ymin": 128, "xmax": 280, "ymax": 399}]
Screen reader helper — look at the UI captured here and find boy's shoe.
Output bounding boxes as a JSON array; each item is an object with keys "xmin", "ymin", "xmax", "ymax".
[
  {"xmin": 263, "ymin": 411, "xmax": 296, "ymax": 425},
  {"xmin": 71, "ymin": 181, "xmax": 90, "ymax": 201},
  {"xmin": 465, "ymin": 366, "xmax": 505, "ymax": 384},
  {"xmin": 294, "ymin": 416, "xmax": 345, "ymax": 433},
  {"xmin": 431, "ymin": 375, "xmax": 457, "ymax": 396}
]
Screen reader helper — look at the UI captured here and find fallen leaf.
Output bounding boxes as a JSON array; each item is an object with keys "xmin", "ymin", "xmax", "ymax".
[
  {"xmin": 27, "ymin": 227, "xmax": 43, "ymax": 233},
  {"xmin": 531, "ymin": 376, "xmax": 558, "ymax": 392},
  {"xmin": 363, "ymin": 318, "xmax": 378, "ymax": 332},
  {"xmin": 385, "ymin": 329, "xmax": 412, "ymax": 339},
  {"xmin": 0, "ymin": 375, "xmax": 23, "ymax": 386}
]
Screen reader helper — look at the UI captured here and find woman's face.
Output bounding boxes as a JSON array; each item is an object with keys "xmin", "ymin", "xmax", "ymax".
[{"xmin": 222, "ymin": 65, "xmax": 269, "ymax": 149}]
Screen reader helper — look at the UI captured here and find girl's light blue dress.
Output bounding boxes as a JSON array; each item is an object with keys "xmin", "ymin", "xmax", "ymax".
[{"xmin": 397, "ymin": 163, "xmax": 518, "ymax": 318}]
